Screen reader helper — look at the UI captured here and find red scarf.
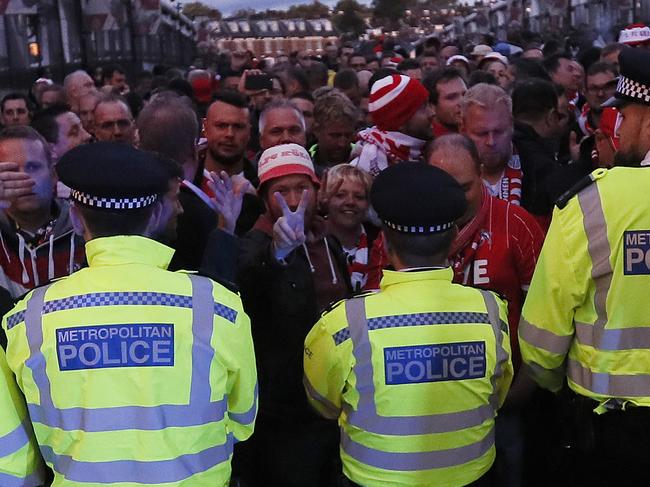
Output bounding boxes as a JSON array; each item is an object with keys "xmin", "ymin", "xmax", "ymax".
[
  {"xmin": 449, "ymin": 187, "xmax": 491, "ymax": 284},
  {"xmin": 350, "ymin": 127, "xmax": 426, "ymax": 176},
  {"xmin": 577, "ymin": 103, "xmax": 595, "ymax": 136},
  {"xmin": 344, "ymin": 227, "xmax": 369, "ymax": 292},
  {"xmin": 484, "ymin": 152, "xmax": 522, "ymax": 206}
]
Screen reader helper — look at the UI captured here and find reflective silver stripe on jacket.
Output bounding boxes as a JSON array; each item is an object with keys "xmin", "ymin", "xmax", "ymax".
[
  {"xmin": 568, "ymin": 359, "xmax": 650, "ymax": 397},
  {"xmin": 0, "ymin": 469, "xmax": 46, "ymax": 487},
  {"xmin": 569, "ymin": 183, "xmax": 650, "ymax": 397},
  {"xmin": 0, "ymin": 419, "xmax": 31, "ymax": 457},
  {"xmin": 577, "ymin": 183, "xmax": 612, "ymax": 329},
  {"xmin": 23, "ymin": 275, "xmax": 237, "ymax": 483},
  {"xmin": 519, "ymin": 318, "xmax": 573, "ymax": 355},
  {"xmin": 341, "ymin": 292, "xmax": 504, "ymax": 470}
]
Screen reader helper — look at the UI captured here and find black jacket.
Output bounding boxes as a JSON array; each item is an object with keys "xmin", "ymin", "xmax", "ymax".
[
  {"xmin": 237, "ymin": 215, "xmax": 352, "ymax": 420},
  {"xmin": 513, "ymin": 121, "xmax": 584, "ymax": 216},
  {"xmin": 169, "ymin": 155, "xmax": 264, "ymax": 272}
]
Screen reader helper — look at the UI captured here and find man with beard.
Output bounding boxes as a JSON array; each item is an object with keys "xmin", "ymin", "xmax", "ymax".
[
  {"xmin": 429, "ymin": 134, "xmax": 544, "ymax": 486},
  {"xmin": 350, "ymin": 74, "xmax": 433, "ymax": 176},
  {"xmin": 461, "ymin": 84, "xmax": 523, "ymax": 206},
  {"xmin": 519, "ymin": 46, "xmax": 650, "ymax": 485},
  {"xmin": 424, "ymin": 67, "xmax": 467, "ymax": 138},
  {"xmin": 163, "ymin": 91, "xmax": 263, "ymax": 271},
  {"xmin": 512, "ymin": 79, "xmax": 583, "ymax": 229}
]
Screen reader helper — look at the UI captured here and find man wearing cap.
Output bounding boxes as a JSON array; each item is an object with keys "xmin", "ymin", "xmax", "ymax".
[
  {"xmin": 350, "ymin": 74, "xmax": 433, "ymax": 176},
  {"xmin": 235, "ymin": 143, "xmax": 351, "ymax": 486},
  {"xmin": 478, "ymin": 53, "xmax": 512, "ymax": 91},
  {"xmin": 0, "ymin": 142, "xmax": 258, "ymax": 486},
  {"xmin": 619, "ymin": 23, "xmax": 650, "ymax": 49},
  {"xmin": 447, "ymin": 55, "xmax": 471, "ymax": 81},
  {"xmin": 304, "ymin": 162, "xmax": 513, "ymax": 487},
  {"xmin": 519, "ymin": 46, "xmax": 650, "ymax": 484},
  {"xmin": 471, "ymin": 44, "xmax": 493, "ymax": 65}
]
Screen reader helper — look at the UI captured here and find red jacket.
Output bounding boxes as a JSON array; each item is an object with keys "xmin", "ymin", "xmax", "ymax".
[
  {"xmin": 367, "ymin": 197, "xmax": 545, "ymax": 369},
  {"xmin": 0, "ymin": 201, "xmax": 85, "ymax": 299}
]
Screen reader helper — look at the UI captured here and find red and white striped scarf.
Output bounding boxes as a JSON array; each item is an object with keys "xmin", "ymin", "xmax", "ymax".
[
  {"xmin": 577, "ymin": 103, "xmax": 595, "ymax": 136},
  {"xmin": 344, "ymin": 227, "xmax": 369, "ymax": 293},
  {"xmin": 449, "ymin": 187, "xmax": 491, "ymax": 284},
  {"xmin": 483, "ymin": 151, "xmax": 522, "ymax": 206},
  {"xmin": 350, "ymin": 127, "xmax": 426, "ymax": 177}
]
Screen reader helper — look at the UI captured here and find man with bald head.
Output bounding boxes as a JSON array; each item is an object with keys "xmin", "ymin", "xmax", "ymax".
[
  {"xmin": 259, "ymin": 100, "xmax": 307, "ymax": 150},
  {"xmin": 63, "ymin": 70, "xmax": 97, "ymax": 112},
  {"xmin": 93, "ymin": 94, "xmax": 136, "ymax": 145}
]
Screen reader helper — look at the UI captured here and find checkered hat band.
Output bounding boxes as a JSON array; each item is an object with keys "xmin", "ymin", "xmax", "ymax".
[
  {"xmin": 383, "ymin": 220, "xmax": 453, "ymax": 234},
  {"xmin": 71, "ymin": 190, "xmax": 158, "ymax": 210},
  {"xmin": 617, "ymin": 75, "xmax": 650, "ymax": 104}
]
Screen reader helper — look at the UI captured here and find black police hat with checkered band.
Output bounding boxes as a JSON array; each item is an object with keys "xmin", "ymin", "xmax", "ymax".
[
  {"xmin": 57, "ymin": 142, "xmax": 168, "ymax": 211},
  {"xmin": 370, "ymin": 162, "xmax": 467, "ymax": 235},
  {"xmin": 603, "ymin": 47, "xmax": 650, "ymax": 108}
]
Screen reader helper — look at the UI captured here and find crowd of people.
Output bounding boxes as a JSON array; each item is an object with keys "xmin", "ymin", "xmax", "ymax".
[{"xmin": 2, "ymin": 19, "xmax": 650, "ymax": 487}]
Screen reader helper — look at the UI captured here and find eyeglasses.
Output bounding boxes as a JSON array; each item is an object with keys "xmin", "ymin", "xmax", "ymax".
[
  {"xmin": 97, "ymin": 119, "xmax": 132, "ymax": 131},
  {"xmin": 587, "ymin": 80, "xmax": 617, "ymax": 94}
]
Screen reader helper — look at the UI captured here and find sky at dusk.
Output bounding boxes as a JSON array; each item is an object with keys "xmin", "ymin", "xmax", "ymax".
[{"xmin": 202, "ymin": 0, "xmax": 365, "ymax": 16}]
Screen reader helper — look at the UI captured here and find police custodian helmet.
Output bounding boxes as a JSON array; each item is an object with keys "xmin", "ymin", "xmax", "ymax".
[
  {"xmin": 370, "ymin": 162, "xmax": 467, "ymax": 234},
  {"xmin": 56, "ymin": 142, "xmax": 169, "ymax": 211},
  {"xmin": 603, "ymin": 46, "xmax": 650, "ymax": 108}
]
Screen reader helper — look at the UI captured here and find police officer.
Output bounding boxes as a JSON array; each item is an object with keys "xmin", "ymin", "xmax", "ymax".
[
  {"xmin": 304, "ymin": 163, "xmax": 513, "ymax": 487},
  {"xmin": 519, "ymin": 46, "xmax": 650, "ymax": 485},
  {"xmin": 0, "ymin": 142, "xmax": 257, "ymax": 486}
]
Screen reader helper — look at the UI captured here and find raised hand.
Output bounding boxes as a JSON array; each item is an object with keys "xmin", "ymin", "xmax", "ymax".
[
  {"xmin": 272, "ymin": 190, "xmax": 309, "ymax": 261},
  {"xmin": 207, "ymin": 170, "xmax": 253, "ymax": 235},
  {"xmin": 0, "ymin": 162, "xmax": 35, "ymax": 209},
  {"xmin": 594, "ymin": 129, "xmax": 616, "ymax": 168}
]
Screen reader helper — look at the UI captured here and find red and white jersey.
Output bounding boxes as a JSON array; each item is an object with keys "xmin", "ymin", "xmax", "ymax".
[
  {"xmin": 482, "ymin": 151, "xmax": 523, "ymax": 206},
  {"xmin": 366, "ymin": 197, "xmax": 544, "ymax": 369}
]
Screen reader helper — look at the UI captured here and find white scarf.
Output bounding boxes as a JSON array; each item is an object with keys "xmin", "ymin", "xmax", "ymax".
[{"xmin": 349, "ymin": 127, "xmax": 426, "ymax": 177}]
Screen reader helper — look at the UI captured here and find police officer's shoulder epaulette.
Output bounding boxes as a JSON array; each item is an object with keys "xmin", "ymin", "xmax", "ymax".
[
  {"xmin": 321, "ymin": 298, "xmax": 347, "ymax": 317},
  {"xmin": 178, "ymin": 270, "xmax": 240, "ymax": 295},
  {"xmin": 478, "ymin": 286, "xmax": 508, "ymax": 303},
  {"xmin": 321, "ymin": 290, "xmax": 379, "ymax": 318},
  {"xmin": 555, "ymin": 168, "xmax": 608, "ymax": 209},
  {"xmin": 13, "ymin": 278, "xmax": 62, "ymax": 304},
  {"xmin": 210, "ymin": 276, "xmax": 240, "ymax": 294}
]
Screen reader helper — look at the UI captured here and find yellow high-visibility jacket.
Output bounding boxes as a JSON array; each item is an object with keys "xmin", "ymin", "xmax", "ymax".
[
  {"xmin": 304, "ymin": 268, "xmax": 513, "ymax": 487},
  {"xmin": 0, "ymin": 235, "xmax": 257, "ymax": 487},
  {"xmin": 520, "ymin": 167, "xmax": 650, "ymax": 406}
]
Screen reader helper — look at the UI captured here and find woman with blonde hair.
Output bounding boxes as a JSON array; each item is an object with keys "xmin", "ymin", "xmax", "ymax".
[{"xmin": 321, "ymin": 164, "xmax": 378, "ymax": 292}]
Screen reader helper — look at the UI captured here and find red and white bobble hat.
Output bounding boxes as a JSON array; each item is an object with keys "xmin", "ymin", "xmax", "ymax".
[
  {"xmin": 619, "ymin": 23, "xmax": 650, "ymax": 46},
  {"xmin": 368, "ymin": 74, "xmax": 430, "ymax": 132},
  {"xmin": 257, "ymin": 143, "xmax": 320, "ymax": 189}
]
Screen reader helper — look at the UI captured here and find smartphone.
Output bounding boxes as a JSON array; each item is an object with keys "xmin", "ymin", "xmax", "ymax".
[{"xmin": 245, "ymin": 74, "xmax": 273, "ymax": 91}]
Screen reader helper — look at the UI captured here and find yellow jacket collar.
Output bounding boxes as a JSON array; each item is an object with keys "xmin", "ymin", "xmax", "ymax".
[
  {"xmin": 86, "ymin": 236, "xmax": 175, "ymax": 269},
  {"xmin": 380, "ymin": 267, "xmax": 454, "ymax": 290}
]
